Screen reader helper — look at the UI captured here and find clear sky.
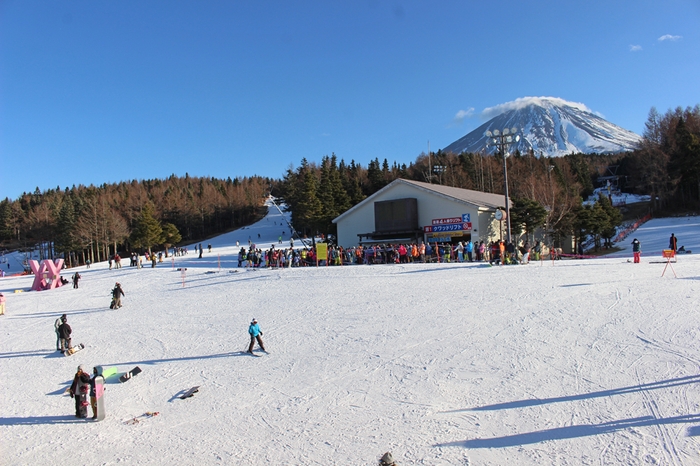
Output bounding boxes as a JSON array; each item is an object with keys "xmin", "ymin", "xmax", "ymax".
[{"xmin": 1, "ymin": 0, "xmax": 698, "ymax": 200}]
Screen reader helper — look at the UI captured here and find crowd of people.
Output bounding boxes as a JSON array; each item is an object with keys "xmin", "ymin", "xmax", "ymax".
[{"xmin": 235, "ymin": 239, "xmax": 555, "ymax": 268}]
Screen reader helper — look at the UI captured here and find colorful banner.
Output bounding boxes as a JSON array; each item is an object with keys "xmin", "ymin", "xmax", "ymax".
[
  {"xmin": 424, "ymin": 223, "xmax": 471, "ymax": 232},
  {"xmin": 316, "ymin": 243, "xmax": 328, "ymax": 261}
]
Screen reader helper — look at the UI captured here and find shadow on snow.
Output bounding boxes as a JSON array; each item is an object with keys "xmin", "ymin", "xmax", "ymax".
[
  {"xmin": 435, "ymin": 414, "xmax": 700, "ymax": 448},
  {"xmin": 442, "ymin": 375, "xmax": 700, "ymax": 413}
]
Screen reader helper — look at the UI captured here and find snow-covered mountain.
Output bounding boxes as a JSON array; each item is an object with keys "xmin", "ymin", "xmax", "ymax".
[{"xmin": 444, "ymin": 97, "xmax": 642, "ymax": 156}]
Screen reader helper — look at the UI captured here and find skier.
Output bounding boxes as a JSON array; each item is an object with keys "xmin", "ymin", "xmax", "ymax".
[
  {"xmin": 110, "ymin": 282, "xmax": 125, "ymax": 309},
  {"xmin": 72, "ymin": 272, "xmax": 81, "ymax": 289},
  {"xmin": 57, "ymin": 315, "xmax": 72, "ymax": 354},
  {"xmin": 69, "ymin": 365, "xmax": 91, "ymax": 418},
  {"xmin": 0, "ymin": 292, "xmax": 5, "ymax": 316},
  {"xmin": 247, "ymin": 318, "xmax": 266, "ymax": 354},
  {"xmin": 632, "ymin": 238, "xmax": 642, "ymax": 263},
  {"xmin": 669, "ymin": 233, "xmax": 678, "ymax": 252}
]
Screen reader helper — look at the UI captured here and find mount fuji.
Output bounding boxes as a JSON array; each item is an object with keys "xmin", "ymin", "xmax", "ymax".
[{"xmin": 443, "ymin": 97, "xmax": 642, "ymax": 157}]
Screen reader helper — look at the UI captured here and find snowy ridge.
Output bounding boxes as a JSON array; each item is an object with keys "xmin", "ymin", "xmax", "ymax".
[{"xmin": 444, "ymin": 97, "xmax": 642, "ymax": 156}]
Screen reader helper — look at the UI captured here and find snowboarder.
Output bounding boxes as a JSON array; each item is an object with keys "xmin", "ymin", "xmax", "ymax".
[
  {"xmin": 669, "ymin": 233, "xmax": 678, "ymax": 252},
  {"xmin": 70, "ymin": 365, "xmax": 91, "ymax": 418},
  {"xmin": 110, "ymin": 282, "xmax": 125, "ymax": 309},
  {"xmin": 0, "ymin": 292, "xmax": 5, "ymax": 316},
  {"xmin": 632, "ymin": 238, "xmax": 642, "ymax": 263},
  {"xmin": 247, "ymin": 318, "xmax": 266, "ymax": 354},
  {"xmin": 57, "ymin": 315, "xmax": 72, "ymax": 353},
  {"xmin": 199, "ymin": 243, "xmax": 203, "ymax": 258},
  {"xmin": 72, "ymin": 272, "xmax": 81, "ymax": 289}
]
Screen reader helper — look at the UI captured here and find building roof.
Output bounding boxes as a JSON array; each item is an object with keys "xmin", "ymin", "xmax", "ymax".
[{"xmin": 333, "ymin": 178, "xmax": 508, "ymax": 223}]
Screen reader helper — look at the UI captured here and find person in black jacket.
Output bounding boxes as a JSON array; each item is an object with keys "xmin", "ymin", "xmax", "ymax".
[
  {"xmin": 72, "ymin": 272, "xmax": 81, "ymax": 289},
  {"xmin": 69, "ymin": 365, "xmax": 91, "ymax": 418},
  {"xmin": 57, "ymin": 315, "xmax": 72, "ymax": 353},
  {"xmin": 669, "ymin": 233, "xmax": 678, "ymax": 252}
]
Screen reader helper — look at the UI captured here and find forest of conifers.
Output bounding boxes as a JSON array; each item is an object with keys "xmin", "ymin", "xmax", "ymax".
[{"xmin": 1, "ymin": 104, "xmax": 698, "ymax": 265}]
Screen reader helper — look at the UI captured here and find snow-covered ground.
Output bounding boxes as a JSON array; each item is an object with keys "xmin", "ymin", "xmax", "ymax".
[{"xmin": 2, "ymin": 202, "xmax": 700, "ymax": 465}]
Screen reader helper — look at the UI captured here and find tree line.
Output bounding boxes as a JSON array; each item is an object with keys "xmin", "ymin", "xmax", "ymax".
[{"xmin": 0, "ymin": 174, "xmax": 271, "ymax": 267}]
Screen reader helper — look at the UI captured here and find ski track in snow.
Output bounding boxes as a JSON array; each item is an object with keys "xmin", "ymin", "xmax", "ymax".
[{"xmin": 2, "ymin": 206, "xmax": 700, "ymax": 464}]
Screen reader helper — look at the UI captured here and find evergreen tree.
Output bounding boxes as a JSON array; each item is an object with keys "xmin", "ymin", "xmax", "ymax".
[
  {"xmin": 295, "ymin": 168, "xmax": 324, "ymax": 236},
  {"xmin": 367, "ymin": 158, "xmax": 384, "ymax": 194},
  {"xmin": 161, "ymin": 222, "xmax": 182, "ymax": 256},
  {"xmin": 55, "ymin": 199, "xmax": 78, "ymax": 266},
  {"xmin": 130, "ymin": 202, "xmax": 163, "ymax": 254},
  {"xmin": 669, "ymin": 117, "xmax": 700, "ymax": 202},
  {"xmin": 509, "ymin": 198, "xmax": 548, "ymax": 242}
]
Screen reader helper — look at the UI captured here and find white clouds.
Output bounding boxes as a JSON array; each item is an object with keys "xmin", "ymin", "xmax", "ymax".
[
  {"xmin": 658, "ymin": 34, "xmax": 682, "ymax": 41},
  {"xmin": 629, "ymin": 44, "xmax": 643, "ymax": 52},
  {"xmin": 453, "ymin": 108, "xmax": 474, "ymax": 124},
  {"xmin": 481, "ymin": 96, "xmax": 591, "ymax": 120}
]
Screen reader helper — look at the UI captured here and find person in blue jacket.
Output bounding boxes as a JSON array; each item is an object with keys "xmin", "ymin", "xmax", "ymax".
[{"xmin": 247, "ymin": 318, "xmax": 266, "ymax": 354}]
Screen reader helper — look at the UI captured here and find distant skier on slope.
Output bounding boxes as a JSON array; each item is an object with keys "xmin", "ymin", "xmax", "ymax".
[
  {"xmin": 247, "ymin": 318, "xmax": 266, "ymax": 354},
  {"xmin": 632, "ymin": 238, "xmax": 641, "ymax": 263}
]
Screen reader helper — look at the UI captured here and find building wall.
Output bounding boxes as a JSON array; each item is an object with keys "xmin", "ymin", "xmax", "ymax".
[{"xmin": 335, "ymin": 183, "xmax": 493, "ymax": 248}]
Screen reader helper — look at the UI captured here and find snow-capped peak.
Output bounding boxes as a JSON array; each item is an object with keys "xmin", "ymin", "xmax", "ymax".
[{"xmin": 444, "ymin": 97, "xmax": 641, "ymax": 157}]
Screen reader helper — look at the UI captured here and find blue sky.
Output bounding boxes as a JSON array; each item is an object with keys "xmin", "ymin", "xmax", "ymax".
[{"xmin": 1, "ymin": 0, "xmax": 698, "ymax": 200}]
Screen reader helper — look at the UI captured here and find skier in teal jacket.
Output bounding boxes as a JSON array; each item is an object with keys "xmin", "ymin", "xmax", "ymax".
[{"xmin": 247, "ymin": 319, "xmax": 266, "ymax": 354}]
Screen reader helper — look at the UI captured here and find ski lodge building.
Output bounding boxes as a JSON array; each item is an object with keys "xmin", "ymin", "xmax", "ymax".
[{"xmin": 332, "ymin": 178, "xmax": 509, "ymax": 248}]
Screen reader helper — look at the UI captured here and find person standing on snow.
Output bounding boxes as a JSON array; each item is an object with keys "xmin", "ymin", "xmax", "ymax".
[
  {"xmin": 669, "ymin": 233, "xmax": 677, "ymax": 252},
  {"xmin": 72, "ymin": 272, "xmax": 81, "ymax": 289},
  {"xmin": 57, "ymin": 315, "xmax": 72, "ymax": 353},
  {"xmin": 111, "ymin": 282, "xmax": 125, "ymax": 309},
  {"xmin": 69, "ymin": 365, "xmax": 91, "ymax": 418},
  {"xmin": 54, "ymin": 314, "xmax": 66, "ymax": 351},
  {"xmin": 632, "ymin": 238, "xmax": 642, "ymax": 263},
  {"xmin": 247, "ymin": 318, "xmax": 266, "ymax": 354}
]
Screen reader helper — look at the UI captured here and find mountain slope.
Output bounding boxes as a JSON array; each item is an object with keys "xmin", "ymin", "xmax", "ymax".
[{"xmin": 444, "ymin": 97, "xmax": 641, "ymax": 156}]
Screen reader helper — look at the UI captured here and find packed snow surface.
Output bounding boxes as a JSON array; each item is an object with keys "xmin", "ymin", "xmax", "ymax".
[{"xmin": 2, "ymin": 203, "xmax": 700, "ymax": 465}]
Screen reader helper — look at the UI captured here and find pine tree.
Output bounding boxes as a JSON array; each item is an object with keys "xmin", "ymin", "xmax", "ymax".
[
  {"xmin": 130, "ymin": 202, "xmax": 163, "ymax": 255},
  {"xmin": 161, "ymin": 222, "xmax": 182, "ymax": 256}
]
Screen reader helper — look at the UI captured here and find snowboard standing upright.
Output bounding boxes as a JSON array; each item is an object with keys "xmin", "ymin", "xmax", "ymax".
[{"xmin": 94, "ymin": 375, "xmax": 106, "ymax": 421}]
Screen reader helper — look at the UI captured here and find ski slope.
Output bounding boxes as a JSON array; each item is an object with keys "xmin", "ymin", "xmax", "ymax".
[{"xmin": 1, "ymin": 202, "xmax": 700, "ymax": 465}]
